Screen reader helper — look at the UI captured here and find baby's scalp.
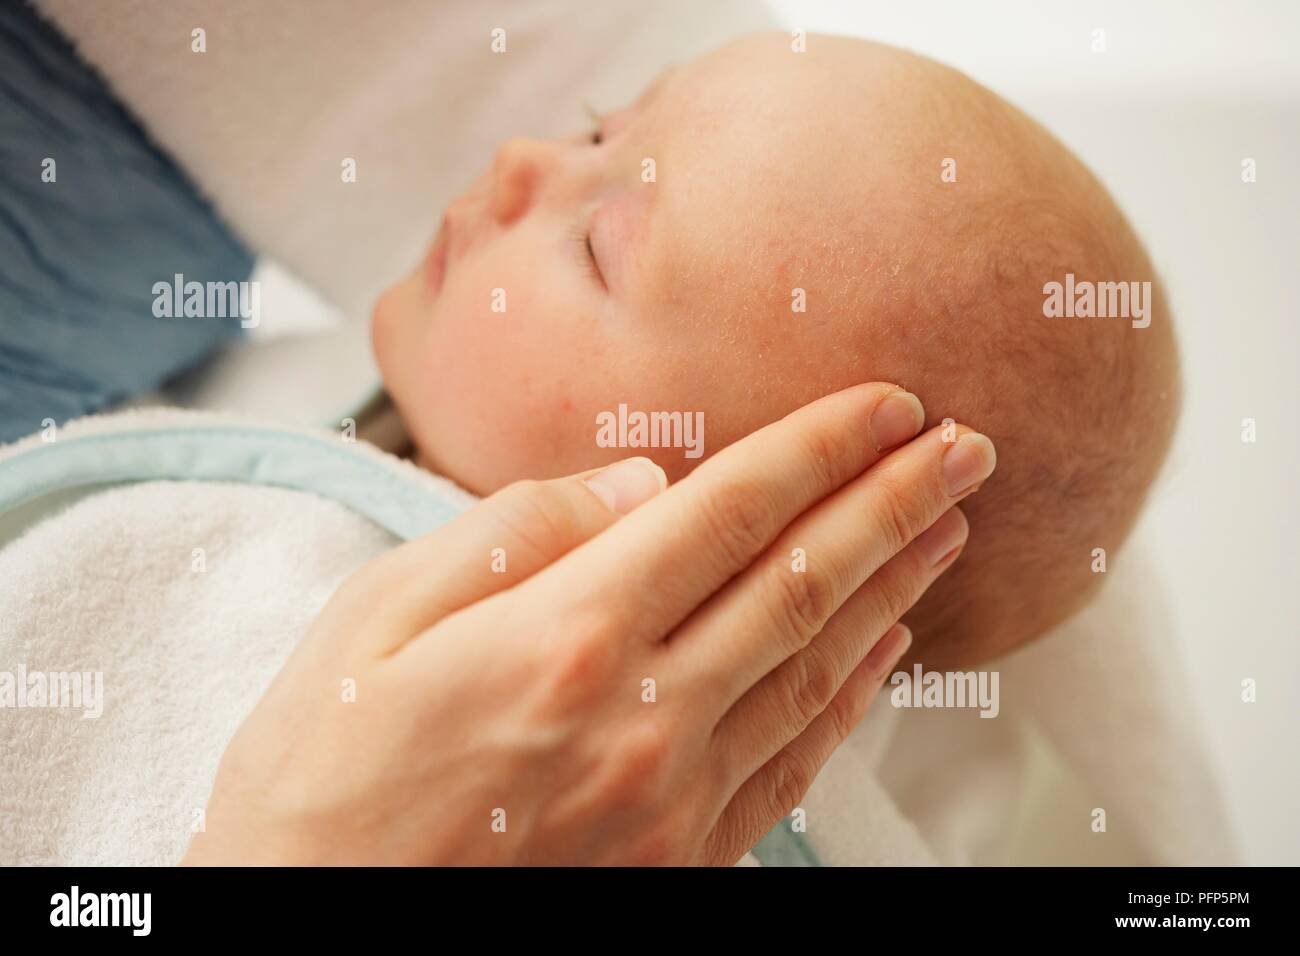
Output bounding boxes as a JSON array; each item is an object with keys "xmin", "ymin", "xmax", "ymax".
[
  {"xmin": 583, "ymin": 32, "xmax": 1182, "ymax": 667},
  {"xmin": 680, "ymin": 33, "xmax": 1182, "ymax": 666}
]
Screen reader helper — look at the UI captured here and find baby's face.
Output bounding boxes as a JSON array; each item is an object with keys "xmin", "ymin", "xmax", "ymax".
[{"xmin": 373, "ymin": 33, "xmax": 922, "ymax": 493}]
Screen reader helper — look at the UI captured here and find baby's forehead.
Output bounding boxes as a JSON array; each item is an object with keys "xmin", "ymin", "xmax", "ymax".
[
  {"xmin": 624, "ymin": 35, "xmax": 1067, "ymax": 342},
  {"xmin": 635, "ymin": 47, "xmax": 953, "ymax": 234}
]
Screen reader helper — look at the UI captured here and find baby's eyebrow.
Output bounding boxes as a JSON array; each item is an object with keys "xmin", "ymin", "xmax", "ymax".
[{"xmin": 599, "ymin": 65, "xmax": 678, "ymax": 139}]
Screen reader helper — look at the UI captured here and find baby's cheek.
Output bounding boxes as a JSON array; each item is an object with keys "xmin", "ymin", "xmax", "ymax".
[
  {"xmin": 410, "ymin": 322, "xmax": 559, "ymax": 488},
  {"xmin": 486, "ymin": 352, "xmax": 642, "ymax": 483},
  {"xmin": 489, "ymin": 370, "xmax": 605, "ymax": 481}
]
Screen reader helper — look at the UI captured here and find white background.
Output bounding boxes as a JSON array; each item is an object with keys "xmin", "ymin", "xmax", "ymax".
[{"xmin": 768, "ymin": 0, "xmax": 1300, "ymax": 864}]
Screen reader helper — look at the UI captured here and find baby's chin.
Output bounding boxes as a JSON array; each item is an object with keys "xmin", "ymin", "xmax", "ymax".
[
  {"xmin": 369, "ymin": 281, "xmax": 415, "ymax": 391},
  {"xmin": 402, "ymin": 411, "xmax": 527, "ymax": 496},
  {"xmin": 412, "ymin": 444, "xmax": 451, "ymax": 482},
  {"xmin": 406, "ymin": 426, "xmax": 488, "ymax": 492}
]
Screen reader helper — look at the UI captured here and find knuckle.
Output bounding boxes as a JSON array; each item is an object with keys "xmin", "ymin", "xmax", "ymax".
[
  {"xmin": 696, "ymin": 475, "xmax": 775, "ymax": 570},
  {"xmin": 823, "ymin": 688, "xmax": 862, "ymax": 744},
  {"xmin": 902, "ymin": 538, "xmax": 943, "ymax": 590},
  {"xmin": 782, "ymin": 652, "xmax": 838, "ymax": 728},
  {"xmin": 600, "ymin": 715, "xmax": 676, "ymax": 807},
  {"xmin": 873, "ymin": 563, "xmax": 923, "ymax": 624},
  {"xmin": 767, "ymin": 750, "xmax": 815, "ymax": 818},
  {"xmin": 618, "ymin": 717, "xmax": 675, "ymax": 784},
  {"xmin": 868, "ymin": 474, "xmax": 931, "ymax": 556},
  {"xmin": 767, "ymin": 561, "xmax": 836, "ymax": 646},
  {"xmin": 552, "ymin": 631, "xmax": 610, "ymax": 688},
  {"xmin": 536, "ymin": 612, "xmax": 618, "ymax": 712},
  {"xmin": 797, "ymin": 423, "xmax": 852, "ymax": 491},
  {"xmin": 557, "ymin": 592, "xmax": 619, "ymax": 644},
  {"xmin": 493, "ymin": 479, "xmax": 580, "ymax": 559}
]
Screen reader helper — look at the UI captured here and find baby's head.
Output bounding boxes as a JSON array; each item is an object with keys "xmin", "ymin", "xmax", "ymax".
[{"xmin": 373, "ymin": 33, "xmax": 1180, "ymax": 668}]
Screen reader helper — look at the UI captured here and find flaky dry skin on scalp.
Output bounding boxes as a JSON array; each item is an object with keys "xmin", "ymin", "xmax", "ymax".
[{"xmin": 373, "ymin": 32, "xmax": 1182, "ymax": 671}]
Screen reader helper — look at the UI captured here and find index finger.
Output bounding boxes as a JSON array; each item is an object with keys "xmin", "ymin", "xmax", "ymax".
[{"xmin": 528, "ymin": 382, "xmax": 925, "ymax": 641}]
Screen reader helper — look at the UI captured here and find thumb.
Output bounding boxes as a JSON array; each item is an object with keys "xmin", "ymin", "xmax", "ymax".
[{"xmin": 357, "ymin": 457, "xmax": 668, "ymax": 651}]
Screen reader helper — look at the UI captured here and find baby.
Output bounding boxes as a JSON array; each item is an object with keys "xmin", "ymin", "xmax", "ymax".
[{"xmin": 371, "ymin": 32, "xmax": 1181, "ymax": 670}]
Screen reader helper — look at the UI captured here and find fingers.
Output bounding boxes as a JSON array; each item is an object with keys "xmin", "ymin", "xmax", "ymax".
[
  {"xmin": 671, "ymin": 425, "xmax": 994, "ymax": 713},
  {"xmin": 519, "ymin": 383, "xmax": 926, "ymax": 643},
  {"xmin": 344, "ymin": 457, "xmax": 666, "ymax": 654},
  {"xmin": 702, "ymin": 624, "xmax": 913, "ymax": 866},
  {"xmin": 709, "ymin": 507, "xmax": 968, "ymax": 784}
]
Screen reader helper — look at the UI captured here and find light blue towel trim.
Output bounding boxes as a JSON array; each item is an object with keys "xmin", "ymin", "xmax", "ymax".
[{"xmin": 0, "ymin": 425, "xmax": 468, "ymax": 542}]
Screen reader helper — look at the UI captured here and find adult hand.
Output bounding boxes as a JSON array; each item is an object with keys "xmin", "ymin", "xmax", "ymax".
[{"xmin": 183, "ymin": 382, "xmax": 995, "ymax": 865}]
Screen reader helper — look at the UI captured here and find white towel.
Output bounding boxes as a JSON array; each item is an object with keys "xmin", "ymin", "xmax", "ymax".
[{"xmin": 0, "ymin": 409, "xmax": 470, "ymax": 865}]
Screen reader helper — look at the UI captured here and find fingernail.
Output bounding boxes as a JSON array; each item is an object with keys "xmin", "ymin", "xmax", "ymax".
[
  {"xmin": 942, "ymin": 432, "xmax": 997, "ymax": 496},
  {"xmin": 912, "ymin": 507, "xmax": 969, "ymax": 566},
  {"xmin": 870, "ymin": 391, "xmax": 925, "ymax": 452},
  {"xmin": 864, "ymin": 623, "xmax": 912, "ymax": 677},
  {"xmin": 583, "ymin": 457, "xmax": 668, "ymax": 515}
]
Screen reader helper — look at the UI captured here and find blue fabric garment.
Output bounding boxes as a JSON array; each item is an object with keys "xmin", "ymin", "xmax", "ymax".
[{"xmin": 0, "ymin": 1, "xmax": 254, "ymax": 443}]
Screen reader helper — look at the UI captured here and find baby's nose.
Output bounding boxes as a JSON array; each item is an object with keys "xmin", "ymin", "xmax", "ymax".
[{"xmin": 490, "ymin": 137, "xmax": 561, "ymax": 225}]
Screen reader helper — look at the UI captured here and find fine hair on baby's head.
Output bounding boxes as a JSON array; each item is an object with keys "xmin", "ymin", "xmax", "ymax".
[{"xmin": 373, "ymin": 32, "xmax": 1181, "ymax": 668}]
